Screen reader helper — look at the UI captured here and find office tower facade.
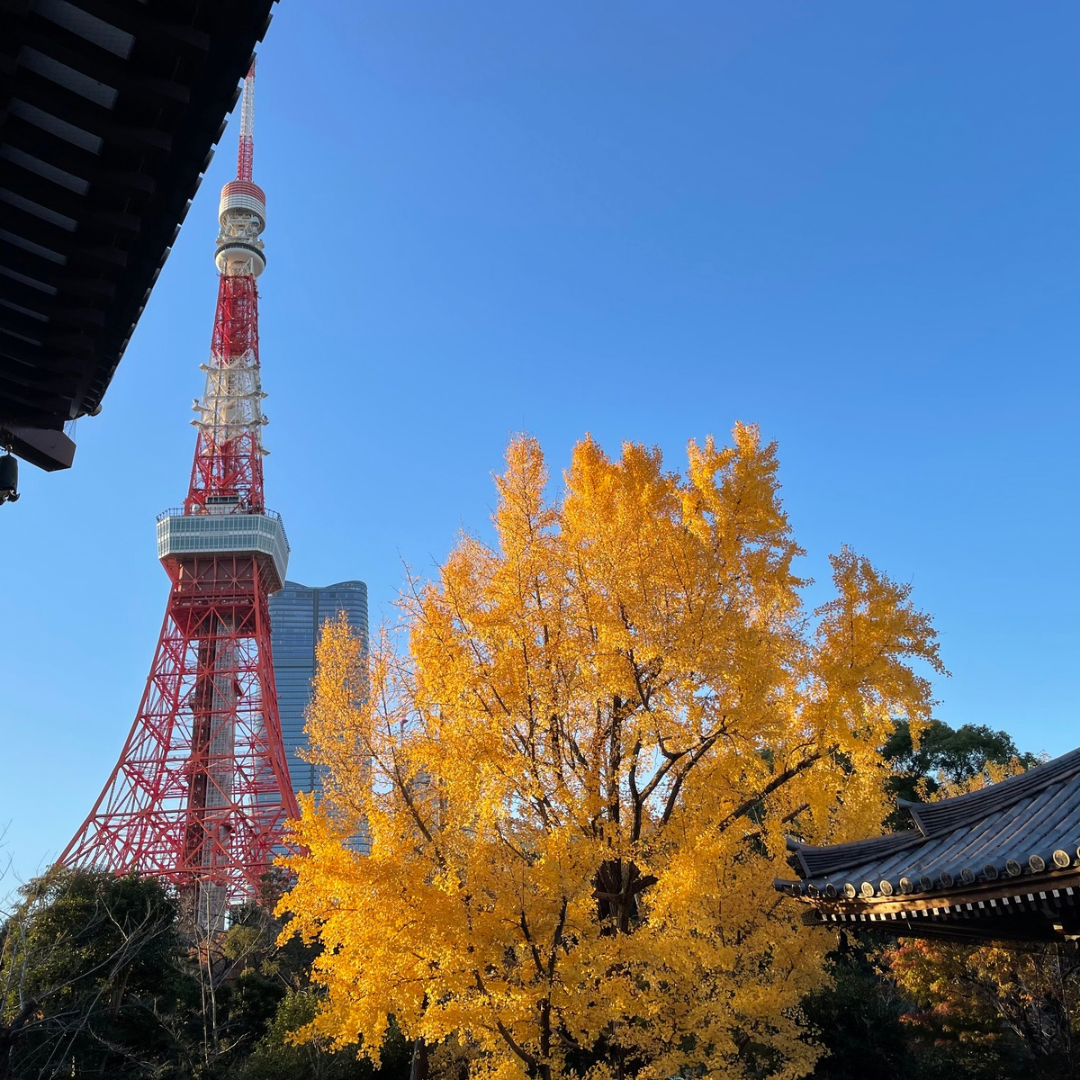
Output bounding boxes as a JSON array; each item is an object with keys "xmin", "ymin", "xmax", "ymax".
[{"xmin": 269, "ymin": 580, "xmax": 369, "ymax": 800}]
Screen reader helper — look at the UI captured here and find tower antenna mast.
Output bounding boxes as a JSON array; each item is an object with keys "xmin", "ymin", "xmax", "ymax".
[{"xmin": 237, "ymin": 61, "xmax": 255, "ymax": 182}]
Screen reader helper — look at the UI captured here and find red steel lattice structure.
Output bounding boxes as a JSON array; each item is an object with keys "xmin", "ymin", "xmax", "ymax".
[{"xmin": 60, "ymin": 64, "xmax": 299, "ymax": 923}]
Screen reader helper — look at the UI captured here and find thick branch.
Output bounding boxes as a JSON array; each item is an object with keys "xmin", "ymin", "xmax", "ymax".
[
  {"xmin": 715, "ymin": 751, "xmax": 825, "ymax": 834},
  {"xmin": 659, "ymin": 733, "xmax": 719, "ymax": 826},
  {"xmin": 547, "ymin": 897, "xmax": 568, "ymax": 981},
  {"xmin": 518, "ymin": 911, "xmax": 546, "ymax": 980},
  {"xmin": 627, "ymin": 739, "xmax": 644, "ymax": 841},
  {"xmin": 474, "ymin": 970, "xmax": 538, "ymax": 1068}
]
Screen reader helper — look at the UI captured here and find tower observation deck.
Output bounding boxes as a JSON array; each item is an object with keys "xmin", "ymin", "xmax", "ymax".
[{"xmin": 59, "ymin": 63, "xmax": 299, "ymax": 931}]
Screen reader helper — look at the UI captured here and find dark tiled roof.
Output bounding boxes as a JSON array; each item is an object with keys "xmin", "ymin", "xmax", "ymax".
[
  {"xmin": 1, "ymin": 0, "xmax": 277, "ymax": 470},
  {"xmin": 785, "ymin": 746, "xmax": 1080, "ymax": 899},
  {"xmin": 900, "ymin": 746, "xmax": 1080, "ymax": 838},
  {"xmin": 789, "ymin": 829, "xmax": 920, "ymax": 879}
]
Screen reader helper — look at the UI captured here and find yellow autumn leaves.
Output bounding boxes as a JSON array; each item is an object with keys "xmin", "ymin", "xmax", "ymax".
[{"xmin": 279, "ymin": 425, "xmax": 945, "ymax": 1080}]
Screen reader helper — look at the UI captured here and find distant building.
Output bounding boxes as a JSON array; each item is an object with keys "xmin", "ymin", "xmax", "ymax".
[{"xmin": 269, "ymin": 579, "xmax": 369, "ymax": 801}]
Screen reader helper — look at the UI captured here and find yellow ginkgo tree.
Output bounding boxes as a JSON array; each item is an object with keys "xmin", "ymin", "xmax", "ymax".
[{"xmin": 279, "ymin": 425, "xmax": 945, "ymax": 1080}]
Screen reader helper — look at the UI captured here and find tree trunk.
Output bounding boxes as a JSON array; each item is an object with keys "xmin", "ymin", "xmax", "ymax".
[
  {"xmin": 0, "ymin": 1001, "xmax": 38, "ymax": 1080},
  {"xmin": 410, "ymin": 1036, "xmax": 429, "ymax": 1080}
]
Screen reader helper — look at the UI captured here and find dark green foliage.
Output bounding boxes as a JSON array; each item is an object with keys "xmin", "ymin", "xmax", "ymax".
[
  {"xmin": 805, "ymin": 936, "xmax": 1032, "ymax": 1080},
  {"xmin": 238, "ymin": 992, "xmax": 410, "ymax": 1079},
  {"xmin": 803, "ymin": 937, "xmax": 910, "ymax": 1078},
  {"xmin": 882, "ymin": 719, "xmax": 1040, "ymax": 804},
  {"xmin": 0, "ymin": 869, "xmax": 194, "ymax": 1078},
  {"xmin": 0, "ymin": 870, "xmax": 411, "ymax": 1080},
  {"xmin": 195, "ymin": 901, "xmax": 316, "ymax": 1071}
]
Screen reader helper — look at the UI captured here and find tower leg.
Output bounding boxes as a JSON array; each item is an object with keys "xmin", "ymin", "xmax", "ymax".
[{"xmin": 58, "ymin": 553, "xmax": 298, "ymax": 926}]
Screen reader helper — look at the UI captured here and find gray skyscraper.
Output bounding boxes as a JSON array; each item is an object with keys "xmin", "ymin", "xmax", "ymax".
[{"xmin": 269, "ymin": 579, "xmax": 369, "ymax": 801}]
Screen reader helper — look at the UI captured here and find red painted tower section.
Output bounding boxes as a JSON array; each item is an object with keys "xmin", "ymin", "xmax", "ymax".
[{"xmin": 59, "ymin": 64, "xmax": 298, "ymax": 926}]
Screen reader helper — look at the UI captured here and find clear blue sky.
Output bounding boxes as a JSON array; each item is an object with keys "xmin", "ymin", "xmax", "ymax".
[{"xmin": 3, "ymin": 2, "xmax": 1078, "ymax": 887}]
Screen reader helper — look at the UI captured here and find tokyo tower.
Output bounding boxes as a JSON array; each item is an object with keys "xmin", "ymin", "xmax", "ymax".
[{"xmin": 59, "ymin": 62, "xmax": 299, "ymax": 928}]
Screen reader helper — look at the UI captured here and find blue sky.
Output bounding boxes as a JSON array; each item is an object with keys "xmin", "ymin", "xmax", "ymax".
[{"xmin": 3, "ymin": 2, "xmax": 1078, "ymax": 886}]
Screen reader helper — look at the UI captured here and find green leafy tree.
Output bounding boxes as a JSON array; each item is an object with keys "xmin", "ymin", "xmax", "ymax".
[
  {"xmin": 882, "ymin": 719, "xmax": 1040, "ymax": 804},
  {"xmin": 0, "ymin": 867, "xmax": 405, "ymax": 1078},
  {"xmin": 239, "ymin": 991, "xmax": 411, "ymax": 1080},
  {"xmin": 803, "ymin": 937, "xmax": 911, "ymax": 1078},
  {"xmin": 201, "ymin": 902, "xmax": 320, "ymax": 1073},
  {"xmin": 805, "ymin": 935, "xmax": 1028, "ymax": 1080},
  {"xmin": 887, "ymin": 937, "xmax": 1079, "ymax": 1079},
  {"xmin": 0, "ymin": 869, "xmax": 194, "ymax": 1079}
]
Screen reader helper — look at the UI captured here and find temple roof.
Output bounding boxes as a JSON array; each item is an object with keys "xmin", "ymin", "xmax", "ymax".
[
  {"xmin": 1, "ymin": 0, "xmax": 277, "ymax": 471},
  {"xmin": 777, "ymin": 747, "xmax": 1080, "ymax": 942}
]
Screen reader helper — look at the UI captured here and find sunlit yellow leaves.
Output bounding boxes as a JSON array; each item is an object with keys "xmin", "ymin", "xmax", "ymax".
[{"xmin": 279, "ymin": 427, "xmax": 945, "ymax": 1080}]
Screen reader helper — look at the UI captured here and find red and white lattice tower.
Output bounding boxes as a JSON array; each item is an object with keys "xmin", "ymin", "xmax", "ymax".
[{"xmin": 59, "ymin": 63, "xmax": 299, "ymax": 927}]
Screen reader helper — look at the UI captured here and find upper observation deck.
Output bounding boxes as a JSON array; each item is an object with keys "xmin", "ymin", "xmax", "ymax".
[{"xmin": 157, "ymin": 502, "xmax": 289, "ymax": 592}]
